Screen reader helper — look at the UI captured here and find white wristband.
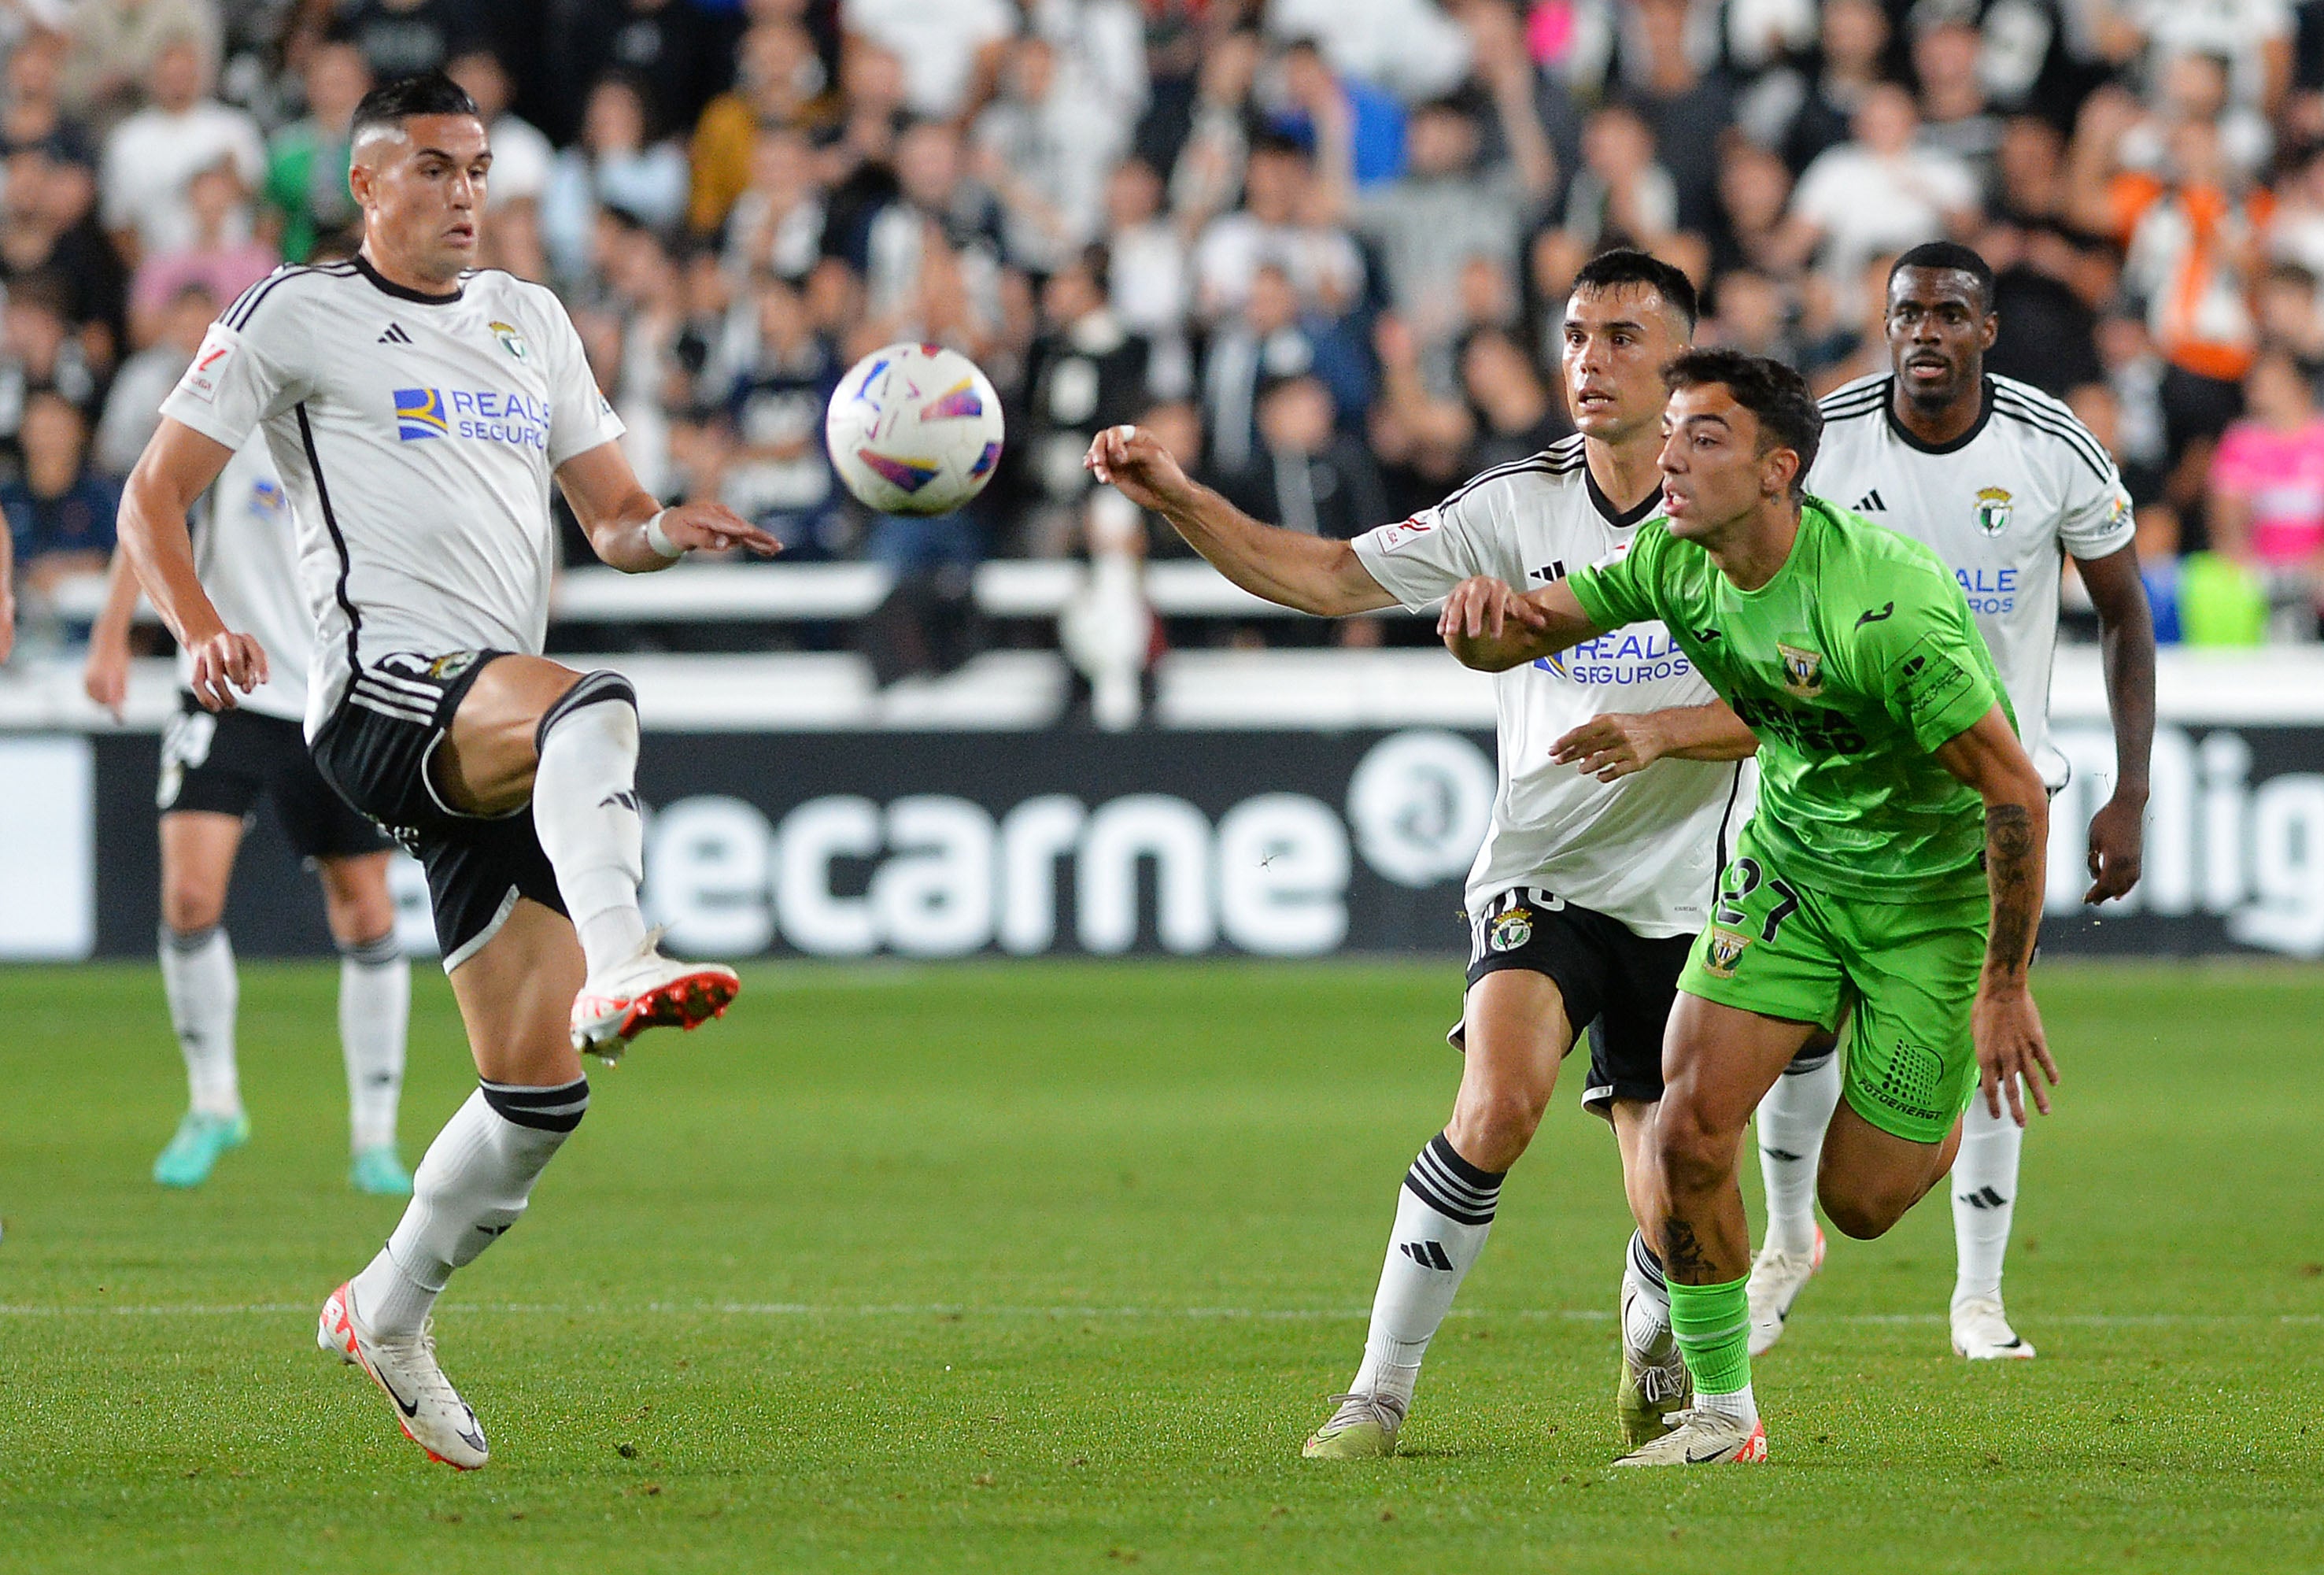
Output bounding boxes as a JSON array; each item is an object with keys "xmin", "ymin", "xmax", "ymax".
[{"xmin": 644, "ymin": 508, "xmax": 685, "ymax": 560}]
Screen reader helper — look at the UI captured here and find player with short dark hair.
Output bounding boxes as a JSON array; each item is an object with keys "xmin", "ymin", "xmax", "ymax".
[
  {"xmin": 114, "ymin": 68, "xmax": 781, "ymax": 1470},
  {"xmin": 1740, "ymin": 242, "xmax": 2154, "ymax": 1362},
  {"xmin": 1090, "ymin": 250, "xmax": 1758, "ymax": 1460},
  {"xmin": 1435, "ymin": 347, "xmax": 2056, "ymax": 1465},
  {"xmin": 86, "ymin": 434, "xmax": 415, "ymax": 1196}
]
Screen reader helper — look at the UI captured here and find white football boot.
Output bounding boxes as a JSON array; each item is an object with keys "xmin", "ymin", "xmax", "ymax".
[
  {"xmin": 1301, "ymin": 1391, "xmax": 1406, "ymax": 1459},
  {"xmin": 1745, "ymin": 1224, "xmax": 1826, "ymax": 1356},
  {"xmin": 1616, "ymin": 1277, "xmax": 1692, "ymax": 1448},
  {"xmin": 569, "ymin": 926, "xmax": 740, "ymax": 1059},
  {"xmin": 318, "ymin": 1281, "xmax": 489, "ymax": 1470},
  {"xmin": 1611, "ymin": 1404, "xmax": 1768, "ymax": 1466},
  {"xmin": 1951, "ymin": 1294, "xmax": 2037, "ymax": 1360}
]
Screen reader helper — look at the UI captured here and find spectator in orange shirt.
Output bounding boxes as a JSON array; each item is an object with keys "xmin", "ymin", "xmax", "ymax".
[{"xmin": 2074, "ymin": 89, "xmax": 2273, "ymax": 464}]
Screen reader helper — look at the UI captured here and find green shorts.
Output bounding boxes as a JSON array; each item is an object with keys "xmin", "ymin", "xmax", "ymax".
[{"xmin": 1678, "ymin": 826, "xmax": 1988, "ymax": 1144}]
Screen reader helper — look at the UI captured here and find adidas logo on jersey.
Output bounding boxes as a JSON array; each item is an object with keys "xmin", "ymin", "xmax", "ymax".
[
  {"xmin": 1855, "ymin": 490, "xmax": 1886, "ymax": 511},
  {"xmin": 378, "ymin": 323, "xmax": 413, "ymax": 345}
]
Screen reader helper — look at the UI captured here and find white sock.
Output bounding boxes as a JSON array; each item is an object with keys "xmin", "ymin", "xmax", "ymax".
[
  {"xmin": 1349, "ymin": 1133, "xmax": 1503, "ymax": 1410},
  {"xmin": 530, "ymin": 675, "xmax": 648, "ymax": 977},
  {"xmin": 338, "ymin": 931, "xmax": 409, "ymax": 1153},
  {"xmin": 1951, "ymin": 1094, "xmax": 2023, "ymax": 1308},
  {"xmin": 1695, "ymin": 1381, "xmax": 1758, "ymax": 1428},
  {"xmin": 159, "ymin": 924, "xmax": 240, "ymax": 1118},
  {"xmin": 1756, "ymin": 1048, "xmax": 1839, "ymax": 1257},
  {"xmin": 349, "ymin": 1078, "xmax": 590, "ymax": 1338},
  {"xmin": 1623, "ymin": 1229, "xmax": 1671, "ymax": 1349}
]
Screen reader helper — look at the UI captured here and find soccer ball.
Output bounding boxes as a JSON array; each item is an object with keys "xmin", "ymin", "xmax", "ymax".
[{"xmin": 825, "ymin": 342, "xmax": 1005, "ymax": 516}]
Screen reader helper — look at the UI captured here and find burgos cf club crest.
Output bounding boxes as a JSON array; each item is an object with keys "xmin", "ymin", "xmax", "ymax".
[
  {"xmin": 490, "ymin": 320, "xmax": 530, "ymax": 360},
  {"xmin": 1489, "ymin": 906, "xmax": 1534, "ymax": 953},
  {"xmin": 1975, "ymin": 486, "xmax": 2013, "ymax": 536},
  {"xmin": 1775, "ymin": 641, "xmax": 1824, "ymax": 698},
  {"xmin": 1703, "ymin": 927, "xmax": 1749, "ymax": 978}
]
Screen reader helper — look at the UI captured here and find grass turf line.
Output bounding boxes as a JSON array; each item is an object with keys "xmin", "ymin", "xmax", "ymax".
[{"xmin": 1, "ymin": 959, "xmax": 2319, "ymax": 1574}]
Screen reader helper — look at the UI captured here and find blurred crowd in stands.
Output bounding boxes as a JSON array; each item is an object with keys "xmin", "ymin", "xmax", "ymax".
[{"xmin": 8, "ymin": 0, "xmax": 2324, "ymax": 667}]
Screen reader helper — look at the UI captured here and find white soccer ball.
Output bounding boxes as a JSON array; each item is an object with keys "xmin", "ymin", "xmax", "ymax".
[{"xmin": 825, "ymin": 342, "xmax": 1005, "ymax": 516}]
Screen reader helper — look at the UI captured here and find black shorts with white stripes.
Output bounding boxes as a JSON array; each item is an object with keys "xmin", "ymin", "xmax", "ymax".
[
  {"xmin": 310, "ymin": 648, "xmax": 566, "ymax": 971},
  {"xmin": 1454, "ymin": 886, "xmax": 1694, "ymax": 1117},
  {"xmin": 159, "ymin": 692, "xmax": 386, "ymax": 861}
]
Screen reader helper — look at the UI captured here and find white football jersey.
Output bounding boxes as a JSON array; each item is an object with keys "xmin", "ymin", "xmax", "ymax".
[
  {"xmin": 179, "ymin": 433, "xmax": 315, "ymax": 723},
  {"xmin": 157, "ymin": 257, "xmax": 626, "ymax": 737},
  {"xmin": 1809, "ymin": 373, "xmax": 2134, "ymax": 785},
  {"xmin": 1351, "ymin": 436, "xmax": 1746, "ymax": 937}
]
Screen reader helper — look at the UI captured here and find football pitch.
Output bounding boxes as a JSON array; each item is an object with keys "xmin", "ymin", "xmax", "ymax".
[{"xmin": 3, "ymin": 958, "xmax": 2320, "ymax": 1574}]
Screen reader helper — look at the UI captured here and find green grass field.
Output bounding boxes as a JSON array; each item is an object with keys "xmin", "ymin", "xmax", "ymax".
[{"xmin": 3, "ymin": 958, "xmax": 2321, "ymax": 1574}]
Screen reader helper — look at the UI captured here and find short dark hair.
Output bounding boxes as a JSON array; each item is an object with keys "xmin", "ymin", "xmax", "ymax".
[
  {"xmin": 1889, "ymin": 242, "xmax": 1996, "ymax": 313},
  {"xmin": 1572, "ymin": 248, "xmax": 1699, "ymax": 329},
  {"xmin": 350, "ymin": 70, "xmax": 480, "ymax": 143},
  {"xmin": 1662, "ymin": 347, "xmax": 1822, "ymax": 498}
]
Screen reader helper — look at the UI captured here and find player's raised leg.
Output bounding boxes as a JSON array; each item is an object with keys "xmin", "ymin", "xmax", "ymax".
[
  {"xmin": 316, "ymin": 852, "xmax": 412, "ymax": 1196},
  {"xmin": 1746, "ymin": 1040, "xmax": 1838, "ymax": 1354},
  {"xmin": 1949, "ymin": 1100, "xmax": 2034, "ymax": 1358},
  {"xmin": 153, "ymin": 812, "xmax": 249, "ymax": 1188},
  {"xmin": 435, "ymin": 656, "xmax": 736, "ymax": 1054},
  {"xmin": 323, "ymin": 898, "xmax": 588, "ymax": 1470},
  {"xmin": 1303, "ymin": 967, "xmax": 1562, "ymax": 1459}
]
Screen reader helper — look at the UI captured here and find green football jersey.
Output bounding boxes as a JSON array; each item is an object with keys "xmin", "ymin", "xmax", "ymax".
[{"xmin": 1568, "ymin": 494, "xmax": 2010, "ymax": 900}]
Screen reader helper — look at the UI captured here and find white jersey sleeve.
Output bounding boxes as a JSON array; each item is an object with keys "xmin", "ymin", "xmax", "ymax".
[
  {"xmin": 159, "ymin": 278, "xmax": 313, "ymax": 450},
  {"xmin": 1348, "ymin": 457, "xmax": 1535, "ymax": 607},
  {"xmin": 537, "ymin": 287, "xmax": 626, "ymax": 466},
  {"xmin": 2055, "ymin": 430, "xmax": 2137, "ymax": 561}
]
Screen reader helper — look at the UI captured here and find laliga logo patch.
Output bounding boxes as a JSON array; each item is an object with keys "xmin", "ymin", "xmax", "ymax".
[
  {"xmin": 393, "ymin": 386, "xmax": 449, "ymax": 440},
  {"xmin": 1776, "ymin": 641, "xmax": 1824, "ymax": 697},
  {"xmin": 177, "ymin": 329, "xmax": 235, "ymax": 403},
  {"xmin": 427, "ymin": 652, "xmax": 479, "ymax": 681},
  {"xmin": 1975, "ymin": 486, "xmax": 2013, "ymax": 537},
  {"xmin": 1376, "ymin": 515, "xmax": 1435, "ymax": 555},
  {"xmin": 1703, "ymin": 927, "xmax": 1749, "ymax": 978},
  {"xmin": 489, "ymin": 320, "xmax": 529, "ymax": 361},
  {"xmin": 1489, "ymin": 906, "xmax": 1533, "ymax": 952}
]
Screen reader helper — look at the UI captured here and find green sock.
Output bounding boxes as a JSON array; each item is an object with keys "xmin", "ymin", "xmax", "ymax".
[{"xmin": 1667, "ymin": 1274, "xmax": 1753, "ymax": 1396}]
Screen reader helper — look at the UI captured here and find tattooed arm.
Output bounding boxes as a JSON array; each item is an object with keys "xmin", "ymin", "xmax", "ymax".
[{"xmin": 1934, "ymin": 706, "xmax": 2058, "ymax": 1126}]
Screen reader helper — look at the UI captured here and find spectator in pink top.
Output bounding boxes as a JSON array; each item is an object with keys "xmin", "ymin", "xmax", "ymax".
[
  {"xmin": 2209, "ymin": 347, "xmax": 2324, "ymax": 574},
  {"xmin": 127, "ymin": 155, "xmax": 274, "ymax": 350}
]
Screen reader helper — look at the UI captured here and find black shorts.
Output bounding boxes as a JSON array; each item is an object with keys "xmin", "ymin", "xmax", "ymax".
[
  {"xmin": 1453, "ymin": 886, "xmax": 1694, "ymax": 1117},
  {"xmin": 309, "ymin": 648, "xmax": 566, "ymax": 971},
  {"xmin": 159, "ymin": 693, "xmax": 388, "ymax": 861}
]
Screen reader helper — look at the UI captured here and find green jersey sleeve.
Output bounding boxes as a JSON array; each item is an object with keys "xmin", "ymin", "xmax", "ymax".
[
  {"xmin": 1567, "ymin": 519, "xmax": 1668, "ymax": 631},
  {"xmin": 1863, "ymin": 573, "xmax": 2007, "ymax": 754}
]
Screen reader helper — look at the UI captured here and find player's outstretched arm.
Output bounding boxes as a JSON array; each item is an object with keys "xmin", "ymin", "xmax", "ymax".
[
  {"xmin": 554, "ymin": 439, "xmax": 783, "ymax": 572},
  {"xmin": 2075, "ymin": 543, "xmax": 2156, "ymax": 904},
  {"xmin": 119, "ymin": 417, "xmax": 261, "ymax": 712},
  {"xmin": 1934, "ymin": 704, "xmax": 2057, "ymax": 1126},
  {"xmin": 1084, "ymin": 424, "xmax": 1396, "ymax": 617},
  {"xmin": 1437, "ymin": 577, "xmax": 1601, "ymax": 672},
  {"xmin": 1549, "ymin": 701, "xmax": 1759, "ymax": 782},
  {"xmin": 83, "ymin": 549, "xmax": 142, "ymax": 720}
]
